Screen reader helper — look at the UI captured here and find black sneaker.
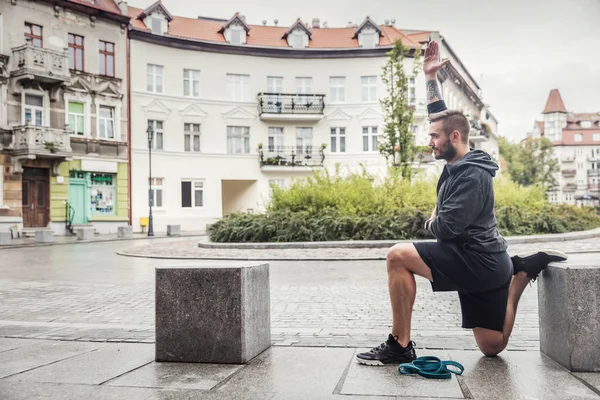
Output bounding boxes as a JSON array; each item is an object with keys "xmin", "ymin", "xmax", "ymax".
[
  {"xmin": 511, "ymin": 250, "xmax": 568, "ymax": 281},
  {"xmin": 356, "ymin": 334, "xmax": 417, "ymax": 366}
]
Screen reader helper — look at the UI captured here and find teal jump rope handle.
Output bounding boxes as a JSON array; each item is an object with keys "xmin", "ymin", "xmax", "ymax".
[{"xmin": 398, "ymin": 356, "xmax": 464, "ymax": 380}]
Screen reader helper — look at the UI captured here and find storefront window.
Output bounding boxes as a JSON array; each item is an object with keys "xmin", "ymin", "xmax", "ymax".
[{"xmin": 88, "ymin": 173, "xmax": 116, "ymax": 215}]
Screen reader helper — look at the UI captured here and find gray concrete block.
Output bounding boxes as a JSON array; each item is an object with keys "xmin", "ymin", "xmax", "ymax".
[
  {"xmin": 0, "ymin": 231, "xmax": 11, "ymax": 245},
  {"xmin": 539, "ymin": 256, "xmax": 600, "ymax": 372},
  {"xmin": 118, "ymin": 226, "xmax": 133, "ymax": 239},
  {"xmin": 156, "ymin": 263, "xmax": 271, "ymax": 364},
  {"xmin": 35, "ymin": 230, "xmax": 53, "ymax": 243},
  {"xmin": 75, "ymin": 227, "xmax": 94, "ymax": 240},
  {"xmin": 167, "ymin": 225, "xmax": 181, "ymax": 236}
]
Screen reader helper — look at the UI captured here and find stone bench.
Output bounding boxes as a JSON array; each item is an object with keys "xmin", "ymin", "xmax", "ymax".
[
  {"xmin": 74, "ymin": 227, "xmax": 94, "ymax": 240},
  {"xmin": 167, "ymin": 224, "xmax": 181, "ymax": 236},
  {"xmin": 117, "ymin": 226, "xmax": 133, "ymax": 239},
  {"xmin": 155, "ymin": 263, "xmax": 271, "ymax": 364},
  {"xmin": 0, "ymin": 232, "xmax": 11, "ymax": 245},
  {"xmin": 538, "ymin": 255, "xmax": 600, "ymax": 372},
  {"xmin": 35, "ymin": 230, "xmax": 53, "ymax": 243}
]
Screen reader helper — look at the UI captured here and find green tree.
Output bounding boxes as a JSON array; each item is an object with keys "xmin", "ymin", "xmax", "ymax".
[
  {"xmin": 499, "ymin": 136, "xmax": 559, "ymax": 188},
  {"xmin": 379, "ymin": 39, "xmax": 421, "ymax": 180}
]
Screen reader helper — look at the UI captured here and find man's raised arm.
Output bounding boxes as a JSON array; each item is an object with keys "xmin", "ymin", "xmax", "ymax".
[{"xmin": 423, "ymin": 40, "xmax": 450, "ymax": 115}]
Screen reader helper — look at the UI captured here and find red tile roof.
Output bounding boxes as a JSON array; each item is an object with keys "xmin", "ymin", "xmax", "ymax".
[
  {"xmin": 67, "ymin": 0, "xmax": 122, "ymax": 16},
  {"xmin": 543, "ymin": 89, "xmax": 568, "ymax": 113},
  {"xmin": 127, "ymin": 6, "xmax": 425, "ymax": 49},
  {"xmin": 553, "ymin": 130, "xmax": 600, "ymax": 146}
]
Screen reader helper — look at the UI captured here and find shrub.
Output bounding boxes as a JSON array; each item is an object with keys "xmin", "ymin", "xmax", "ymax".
[{"xmin": 207, "ymin": 168, "xmax": 600, "ymax": 242}]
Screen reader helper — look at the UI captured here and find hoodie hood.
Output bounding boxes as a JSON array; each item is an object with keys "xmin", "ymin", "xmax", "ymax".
[{"xmin": 448, "ymin": 149, "xmax": 499, "ymax": 177}]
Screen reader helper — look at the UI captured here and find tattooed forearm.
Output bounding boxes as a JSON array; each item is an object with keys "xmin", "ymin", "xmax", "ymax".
[{"xmin": 426, "ymin": 79, "xmax": 442, "ymax": 104}]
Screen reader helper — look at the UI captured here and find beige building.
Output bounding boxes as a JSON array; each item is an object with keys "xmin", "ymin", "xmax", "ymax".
[
  {"xmin": 0, "ymin": 0, "xmax": 130, "ymax": 235},
  {"xmin": 529, "ymin": 89, "xmax": 600, "ymax": 206}
]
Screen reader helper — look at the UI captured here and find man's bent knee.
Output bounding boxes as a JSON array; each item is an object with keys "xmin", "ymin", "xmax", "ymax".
[{"xmin": 386, "ymin": 244, "xmax": 412, "ymax": 272}]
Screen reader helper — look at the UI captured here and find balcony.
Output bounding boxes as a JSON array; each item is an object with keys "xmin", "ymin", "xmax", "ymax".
[
  {"xmin": 588, "ymin": 170, "xmax": 600, "ymax": 177},
  {"xmin": 469, "ymin": 128, "xmax": 489, "ymax": 143},
  {"xmin": 259, "ymin": 145, "xmax": 325, "ymax": 171},
  {"xmin": 11, "ymin": 125, "xmax": 71, "ymax": 157},
  {"xmin": 562, "ymin": 169, "xmax": 576, "ymax": 177},
  {"xmin": 10, "ymin": 44, "xmax": 70, "ymax": 85},
  {"xmin": 561, "ymin": 156, "xmax": 575, "ymax": 163},
  {"xmin": 257, "ymin": 93, "xmax": 325, "ymax": 121},
  {"xmin": 588, "ymin": 155, "xmax": 600, "ymax": 162},
  {"xmin": 563, "ymin": 184, "xmax": 577, "ymax": 192}
]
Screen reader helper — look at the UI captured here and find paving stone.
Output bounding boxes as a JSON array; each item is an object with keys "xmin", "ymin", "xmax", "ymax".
[
  {"xmin": 575, "ymin": 373, "xmax": 600, "ymax": 393},
  {"xmin": 0, "ymin": 338, "xmax": 40, "ymax": 353},
  {"xmin": 0, "ymin": 381, "xmax": 156, "ymax": 400}
]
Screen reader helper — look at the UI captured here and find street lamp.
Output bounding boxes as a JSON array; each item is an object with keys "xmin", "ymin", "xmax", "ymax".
[{"xmin": 147, "ymin": 123, "xmax": 154, "ymax": 237}]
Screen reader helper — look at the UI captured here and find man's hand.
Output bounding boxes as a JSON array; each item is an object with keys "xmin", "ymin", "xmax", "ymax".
[{"xmin": 423, "ymin": 41, "xmax": 450, "ymax": 79}]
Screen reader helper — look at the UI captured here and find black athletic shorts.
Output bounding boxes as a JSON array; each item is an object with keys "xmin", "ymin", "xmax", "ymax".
[{"xmin": 413, "ymin": 240, "xmax": 513, "ymax": 332}]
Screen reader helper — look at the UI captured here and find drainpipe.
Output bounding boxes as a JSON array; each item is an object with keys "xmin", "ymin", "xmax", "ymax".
[{"xmin": 126, "ymin": 34, "xmax": 132, "ymax": 226}]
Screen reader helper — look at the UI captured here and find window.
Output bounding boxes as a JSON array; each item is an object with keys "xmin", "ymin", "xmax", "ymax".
[
  {"xmin": 147, "ymin": 64, "xmax": 163, "ymax": 93},
  {"xmin": 24, "ymin": 94, "xmax": 44, "ymax": 126},
  {"xmin": 330, "ymin": 127, "xmax": 346, "ymax": 153},
  {"xmin": 296, "ymin": 127, "xmax": 313, "ymax": 154},
  {"xmin": 361, "ymin": 76, "xmax": 377, "ymax": 102},
  {"xmin": 574, "ymin": 133, "xmax": 583, "ymax": 142},
  {"xmin": 226, "ymin": 74, "xmax": 250, "ymax": 101},
  {"xmin": 183, "ymin": 69, "xmax": 200, "ymax": 97},
  {"xmin": 581, "ymin": 121, "xmax": 592, "ymax": 128},
  {"xmin": 359, "ymin": 31, "xmax": 378, "ymax": 48},
  {"xmin": 151, "ymin": 17, "xmax": 163, "ymax": 35},
  {"xmin": 24, "ymin": 23, "xmax": 42, "ymax": 47},
  {"xmin": 148, "ymin": 120, "xmax": 163, "ymax": 150},
  {"xmin": 290, "ymin": 32, "xmax": 305, "ymax": 48},
  {"xmin": 181, "ymin": 180, "xmax": 204, "ymax": 208},
  {"xmin": 89, "ymin": 173, "xmax": 116, "ymax": 215},
  {"xmin": 68, "ymin": 102, "xmax": 85, "ymax": 135},
  {"xmin": 98, "ymin": 105, "xmax": 115, "ymax": 139},
  {"xmin": 594, "ymin": 134, "xmax": 600, "ymax": 142},
  {"xmin": 149, "ymin": 177, "xmax": 163, "ymax": 208},
  {"xmin": 68, "ymin": 34, "xmax": 84, "ymax": 71},
  {"xmin": 267, "ymin": 76, "xmax": 283, "ymax": 93},
  {"xmin": 363, "ymin": 126, "xmax": 378, "ymax": 152},
  {"xmin": 268, "ymin": 127, "xmax": 284, "ymax": 152},
  {"xmin": 99, "ymin": 40, "xmax": 114, "ymax": 77},
  {"xmin": 296, "ymin": 77, "xmax": 312, "ymax": 105},
  {"xmin": 408, "ymin": 77, "xmax": 416, "ymax": 105},
  {"xmin": 184, "ymin": 123, "xmax": 201, "ymax": 152},
  {"xmin": 230, "ymin": 29, "xmax": 242, "ymax": 44},
  {"xmin": 227, "ymin": 126, "xmax": 250, "ymax": 154},
  {"xmin": 329, "ymin": 77, "xmax": 345, "ymax": 103}
]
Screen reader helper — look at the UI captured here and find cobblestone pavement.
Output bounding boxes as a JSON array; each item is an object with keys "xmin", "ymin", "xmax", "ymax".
[
  {"xmin": 118, "ymin": 237, "xmax": 600, "ymax": 260},
  {"xmin": 0, "ymin": 239, "xmax": 594, "ymax": 351}
]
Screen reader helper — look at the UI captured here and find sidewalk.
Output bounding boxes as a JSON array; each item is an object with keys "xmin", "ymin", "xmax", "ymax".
[
  {"xmin": 0, "ymin": 337, "xmax": 598, "ymax": 399},
  {"xmin": 0, "ymin": 230, "xmax": 206, "ymax": 250}
]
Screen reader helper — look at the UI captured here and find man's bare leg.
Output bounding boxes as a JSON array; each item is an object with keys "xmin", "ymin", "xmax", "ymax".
[{"xmin": 387, "ymin": 244, "xmax": 433, "ymax": 347}]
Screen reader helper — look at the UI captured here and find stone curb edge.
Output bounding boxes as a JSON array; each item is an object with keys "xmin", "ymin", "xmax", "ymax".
[{"xmin": 196, "ymin": 227, "xmax": 600, "ymax": 250}]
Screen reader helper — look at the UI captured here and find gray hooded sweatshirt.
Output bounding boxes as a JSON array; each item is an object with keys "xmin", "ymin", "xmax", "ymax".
[{"xmin": 429, "ymin": 150, "xmax": 508, "ymax": 253}]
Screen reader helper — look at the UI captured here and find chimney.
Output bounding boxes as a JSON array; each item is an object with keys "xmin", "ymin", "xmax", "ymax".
[
  {"xmin": 391, "ymin": 18, "xmax": 396, "ymax": 26},
  {"xmin": 117, "ymin": 0, "xmax": 128, "ymax": 15},
  {"xmin": 312, "ymin": 17, "xmax": 320, "ymax": 28},
  {"xmin": 262, "ymin": 20, "xmax": 267, "ymax": 25},
  {"xmin": 384, "ymin": 19, "xmax": 389, "ymax": 25},
  {"xmin": 274, "ymin": 19, "xmax": 278, "ymax": 26},
  {"xmin": 323, "ymin": 21, "xmax": 328, "ymax": 28}
]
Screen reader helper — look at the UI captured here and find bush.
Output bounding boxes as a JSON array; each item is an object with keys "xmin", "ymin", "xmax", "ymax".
[{"xmin": 207, "ymin": 168, "xmax": 600, "ymax": 242}]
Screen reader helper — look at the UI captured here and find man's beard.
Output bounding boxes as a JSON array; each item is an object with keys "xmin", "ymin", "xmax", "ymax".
[{"xmin": 433, "ymin": 142, "xmax": 457, "ymax": 161}]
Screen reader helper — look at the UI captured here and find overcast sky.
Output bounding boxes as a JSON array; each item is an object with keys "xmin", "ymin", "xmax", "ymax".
[{"xmin": 128, "ymin": 0, "xmax": 600, "ymax": 142}]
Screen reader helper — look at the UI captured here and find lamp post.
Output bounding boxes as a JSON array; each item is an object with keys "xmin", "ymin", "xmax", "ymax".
[{"xmin": 147, "ymin": 124, "xmax": 154, "ymax": 237}]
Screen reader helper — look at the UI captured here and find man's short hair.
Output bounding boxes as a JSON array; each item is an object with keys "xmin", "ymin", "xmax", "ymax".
[{"xmin": 428, "ymin": 109, "xmax": 470, "ymax": 144}]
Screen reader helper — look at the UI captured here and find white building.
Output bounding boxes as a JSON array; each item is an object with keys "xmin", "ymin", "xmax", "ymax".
[
  {"xmin": 128, "ymin": 2, "xmax": 500, "ymax": 232},
  {"xmin": 530, "ymin": 89, "xmax": 600, "ymax": 206}
]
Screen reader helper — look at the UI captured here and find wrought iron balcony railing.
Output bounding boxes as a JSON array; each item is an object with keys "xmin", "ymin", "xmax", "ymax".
[
  {"xmin": 259, "ymin": 145, "xmax": 325, "ymax": 168},
  {"xmin": 562, "ymin": 169, "xmax": 577, "ymax": 177},
  {"xmin": 257, "ymin": 93, "xmax": 325, "ymax": 116}
]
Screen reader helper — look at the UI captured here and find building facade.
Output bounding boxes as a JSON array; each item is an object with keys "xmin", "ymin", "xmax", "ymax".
[
  {"xmin": 0, "ymin": 0, "xmax": 130, "ymax": 235},
  {"xmin": 127, "ymin": 2, "xmax": 500, "ymax": 233},
  {"xmin": 529, "ymin": 89, "xmax": 600, "ymax": 206}
]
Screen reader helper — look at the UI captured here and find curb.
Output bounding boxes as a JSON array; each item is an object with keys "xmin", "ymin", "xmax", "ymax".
[
  {"xmin": 0, "ymin": 232, "xmax": 206, "ymax": 250},
  {"xmin": 196, "ymin": 228, "xmax": 600, "ymax": 250}
]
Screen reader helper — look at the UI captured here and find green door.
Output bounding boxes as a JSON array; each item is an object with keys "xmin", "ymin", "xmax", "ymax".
[{"xmin": 68, "ymin": 180, "xmax": 87, "ymax": 225}]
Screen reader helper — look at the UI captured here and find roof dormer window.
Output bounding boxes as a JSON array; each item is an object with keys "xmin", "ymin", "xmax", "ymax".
[
  {"xmin": 138, "ymin": 1, "xmax": 173, "ymax": 36},
  {"xmin": 581, "ymin": 121, "xmax": 592, "ymax": 128},
  {"xmin": 219, "ymin": 13, "xmax": 250, "ymax": 45},
  {"xmin": 151, "ymin": 15, "xmax": 165, "ymax": 35},
  {"xmin": 354, "ymin": 17, "xmax": 382, "ymax": 48},
  {"xmin": 283, "ymin": 19, "xmax": 311, "ymax": 49}
]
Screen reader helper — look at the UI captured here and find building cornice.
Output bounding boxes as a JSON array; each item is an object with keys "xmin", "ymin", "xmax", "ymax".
[
  {"xmin": 34, "ymin": 0, "xmax": 131, "ymax": 24},
  {"xmin": 128, "ymin": 29, "xmax": 419, "ymax": 59}
]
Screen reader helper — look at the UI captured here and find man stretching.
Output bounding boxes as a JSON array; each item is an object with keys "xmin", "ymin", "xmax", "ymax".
[{"xmin": 356, "ymin": 40, "xmax": 567, "ymax": 365}]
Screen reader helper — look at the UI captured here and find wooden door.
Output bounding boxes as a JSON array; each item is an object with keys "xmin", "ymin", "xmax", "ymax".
[{"xmin": 22, "ymin": 168, "xmax": 49, "ymax": 228}]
